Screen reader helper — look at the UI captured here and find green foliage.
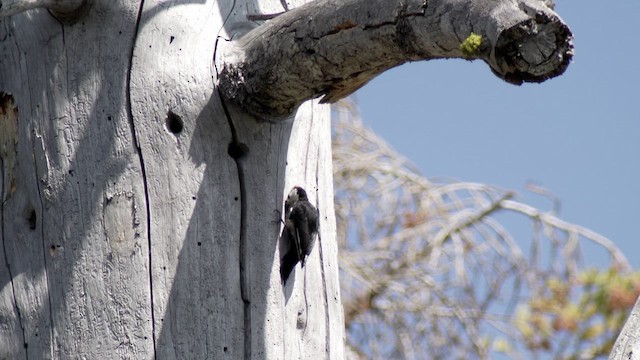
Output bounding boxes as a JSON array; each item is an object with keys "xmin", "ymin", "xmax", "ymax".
[
  {"xmin": 497, "ymin": 268, "xmax": 640, "ymax": 359},
  {"xmin": 459, "ymin": 33, "xmax": 483, "ymax": 59}
]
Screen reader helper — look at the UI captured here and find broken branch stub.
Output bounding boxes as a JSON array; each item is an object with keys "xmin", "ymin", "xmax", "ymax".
[{"xmin": 217, "ymin": 0, "xmax": 573, "ymax": 119}]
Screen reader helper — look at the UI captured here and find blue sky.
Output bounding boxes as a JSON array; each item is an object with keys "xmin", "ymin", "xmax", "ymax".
[{"xmin": 354, "ymin": 0, "xmax": 640, "ymax": 267}]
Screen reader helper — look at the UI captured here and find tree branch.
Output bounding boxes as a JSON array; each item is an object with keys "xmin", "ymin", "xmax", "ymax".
[
  {"xmin": 0, "ymin": 0, "xmax": 84, "ymax": 17},
  {"xmin": 217, "ymin": 0, "xmax": 573, "ymax": 119}
]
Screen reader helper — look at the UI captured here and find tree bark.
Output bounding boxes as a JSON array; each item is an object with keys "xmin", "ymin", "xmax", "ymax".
[
  {"xmin": 0, "ymin": 0, "xmax": 343, "ymax": 358},
  {"xmin": 0, "ymin": 0, "xmax": 84, "ymax": 17},
  {"xmin": 218, "ymin": 0, "xmax": 573, "ymax": 118},
  {"xmin": 610, "ymin": 297, "xmax": 640, "ymax": 360}
]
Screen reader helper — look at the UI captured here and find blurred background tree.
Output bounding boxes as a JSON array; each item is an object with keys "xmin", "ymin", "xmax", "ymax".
[{"xmin": 331, "ymin": 100, "xmax": 640, "ymax": 359}]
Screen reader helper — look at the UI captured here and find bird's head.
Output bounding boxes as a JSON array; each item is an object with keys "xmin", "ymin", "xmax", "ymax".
[{"xmin": 285, "ymin": 186, "xmax": 308, "ymax": 212}]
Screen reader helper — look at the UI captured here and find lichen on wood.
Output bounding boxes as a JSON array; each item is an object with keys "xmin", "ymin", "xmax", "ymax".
[{"xmin": 460, "ymin": 33, "xmax": 483, "ymax": 59}]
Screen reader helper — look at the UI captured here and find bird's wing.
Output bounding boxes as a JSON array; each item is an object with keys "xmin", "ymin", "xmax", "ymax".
[
  {"xmin": 294, "ymin": 227, "xmax": 303, "ymax": 262},
  {"xmin": 291, "ymin": 202, "xmax": 318, "ymax": 265},
  {"xmin": 291, "ymin": 205, "xmax": 312, "ymax": 241}
]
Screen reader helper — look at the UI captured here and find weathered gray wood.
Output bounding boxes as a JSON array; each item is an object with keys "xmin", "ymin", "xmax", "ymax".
[
  {"xmin": 1, "ymin": 0, "xmax": 344, "ymax": 358},
  {"xmin": 218, "ymin": 0, "xmax": 573, "ymax": 118},
  {"xmin": 0, "ymin": 2, "xmax": 152, "ymax": 358},
  {"xmin": 610, "ymin": 297, "xmax": 640, "ymax": 360},
  {"xmin": 0, "ymin": 0, "xmax": 84, "ymax": 17},
  {"xmin": 0, "ymin": 92, "xmax": 25, "ymax": 357},
  {"xmin": 129, "ymin": 0, "xmax": 344, "ymax": 356}
]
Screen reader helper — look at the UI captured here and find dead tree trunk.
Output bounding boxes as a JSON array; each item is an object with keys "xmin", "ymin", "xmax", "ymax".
[
  {"xmin": 0, "ymin": 0, "xmax": 571, "ymax": 358},
  {"xmin": 0, "ymin": 0, "xmax": 343, "ymax": 358},
  {"xmin": 609, "ymin": 297, "xmax": 640, "ymax": 360}
]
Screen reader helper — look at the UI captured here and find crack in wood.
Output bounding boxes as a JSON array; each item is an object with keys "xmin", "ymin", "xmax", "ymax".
[
  {"xmin": 315, "ymin": 156, "xmax": 331, "ymax": 359},
  {"xmin": 216, "ymin": 88, "xmax": 252, "ymax": 360},
  {"xmin": 214, "ymin": 38, "xmax": 252, "ymax": 358},
  {"xmin": 125, "ymin": 1, "xmax": 157, "ymax": 357},
  {"xmin": 325, "ymin": 19, "xmax": 357, "ymax": 35},
  {"xmin": 30, "ymin": 133, "xmax": 52, "ymax": 360}
]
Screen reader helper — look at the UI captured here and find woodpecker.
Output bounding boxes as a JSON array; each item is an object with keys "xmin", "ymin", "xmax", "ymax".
[{"xmin": 280, "ymin": 186, "xmax": 319, "ymax": 284}]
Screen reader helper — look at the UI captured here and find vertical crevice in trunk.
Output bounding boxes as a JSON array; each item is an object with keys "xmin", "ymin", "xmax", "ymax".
[
  {"xmin": 125, "ymin": 1, "xmax": 157, "ymax": 356},
  {"xmin": 218, "ymin": 89, "xmax": 252, "ymax": 359},
  {"xmin": 32, "ymin": 135, "xmax": 54, "ymax": 359}
]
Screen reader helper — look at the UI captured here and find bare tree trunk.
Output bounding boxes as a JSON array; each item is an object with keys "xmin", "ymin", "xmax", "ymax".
[
  {"xmin": 610, "ymin": 297, "xmax": 640, "ymax": 360},
  {"xmin": 0, "ymin": 0, "xmax": 343, "ymax": 358}
]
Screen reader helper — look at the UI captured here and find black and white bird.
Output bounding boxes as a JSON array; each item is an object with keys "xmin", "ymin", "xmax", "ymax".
[{"xmin": 280, "ymin": 186, "xmax": 319, "ymax": 284}]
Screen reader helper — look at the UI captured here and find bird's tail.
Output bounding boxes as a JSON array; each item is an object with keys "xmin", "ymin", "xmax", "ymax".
[{"xmin": 280, "ymin": 250, "xmax": 298, "ymax": 285}]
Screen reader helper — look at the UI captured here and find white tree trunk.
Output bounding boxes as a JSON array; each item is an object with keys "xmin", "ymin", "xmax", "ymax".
[
  {"xmin": 0, "ymin": 0, "xmax": 344, "ymax": 358},
  {"xmin": 610, "ymin": 297, "xmax": 640, "ymax": 360}
]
